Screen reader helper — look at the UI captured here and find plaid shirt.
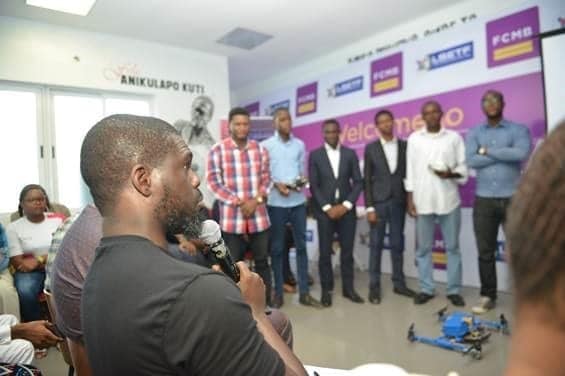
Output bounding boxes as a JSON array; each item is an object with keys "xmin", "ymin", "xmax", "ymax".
[{"xmin": 207, "ymin": 137, "xmax": 271, "ymax": 234}]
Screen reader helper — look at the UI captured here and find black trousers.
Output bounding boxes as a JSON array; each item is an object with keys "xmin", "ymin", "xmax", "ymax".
[
  {"xmin": 472, "ymin": 196, "xmax": 510, "ymax": 300},
  {"xmin": 317, "ymin": 210, "xmax": 356, "ymax": 294},
  {"xmin": 223, "ymin": 230, "xmax": 272, "ymax": 303}
]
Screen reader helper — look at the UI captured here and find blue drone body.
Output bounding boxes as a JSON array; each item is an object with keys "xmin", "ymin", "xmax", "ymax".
[{"xmin": 407, "ymin": 308, "xmax": 510, "ymax": 359}]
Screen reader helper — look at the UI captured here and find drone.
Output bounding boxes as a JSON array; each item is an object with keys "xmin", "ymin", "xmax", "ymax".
[{"xmin": 407, "ymin": 307, "xmax": 510, "ymax": 359}]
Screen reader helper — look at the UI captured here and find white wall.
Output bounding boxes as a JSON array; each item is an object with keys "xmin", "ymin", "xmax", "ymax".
[
  {"xmin": 0, "ymin": 16, "xmax": 230, "ymax": 137},
  {"xmin": 0, "ymin": 17, "xmax": 231, "ymax": 221},
  {"xmin": 232, "ymin": 0, "xmax": 534, "ymax": 105}
]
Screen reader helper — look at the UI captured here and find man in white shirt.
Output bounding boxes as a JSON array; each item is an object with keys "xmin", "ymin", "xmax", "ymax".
[
  {"xmin": 405, "ymin": 101, "xmax": 468, "ymax": 306},
  {"xmin": 0, "ymin": 314, "xmax": 62, "ymax": 364}
]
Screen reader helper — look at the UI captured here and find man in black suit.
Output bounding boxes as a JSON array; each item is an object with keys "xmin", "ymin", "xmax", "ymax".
[
  {"xmin": 309, "ymin": 119, "xmax": 364, "ymax": 306},
  {"xmin": 364, "ymin": 110, "xmax": 416, "ymax": 304}
]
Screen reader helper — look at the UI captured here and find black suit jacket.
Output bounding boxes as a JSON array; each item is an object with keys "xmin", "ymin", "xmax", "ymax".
[
  {"xmin": 363, "ymin": 139, "xmax": 407, "ymax": 207},
  {"xmin": 308, "ymin": 145, "xmax": 363, "ymax": 219}
]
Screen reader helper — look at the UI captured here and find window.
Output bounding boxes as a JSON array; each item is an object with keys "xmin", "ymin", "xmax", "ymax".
[
  {"xmin": 0, "ymin": 82, "xmax": 152, "ymax": 214},
  {"xmin": 52, "ymin": 93, "xmax": 151, "ymax": 208},
  {"xmin": 0, "ymin": 89, "xmax": 41, "ymax": 213}
]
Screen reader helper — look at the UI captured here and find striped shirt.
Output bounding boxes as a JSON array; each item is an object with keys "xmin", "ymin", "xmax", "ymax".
[{"xmin": 206, "ymin": 137, "xmax": 271, "ymax": 234}]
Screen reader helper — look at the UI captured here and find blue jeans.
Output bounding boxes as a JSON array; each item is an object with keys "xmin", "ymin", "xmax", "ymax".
[
  {"xmin": 369, "ymin": 198, "xmax": 407, "ymax": 291},
  {"xmin": 415, "ymin": 206, "xmax": 462, "ymax": 295},
  {"xmin": 14, "ymin": 270, "xmax": 45, "ymax": 322},
  {"xmin": 268, "ymin": 205, "xmax": 309, "ymax": 297}
]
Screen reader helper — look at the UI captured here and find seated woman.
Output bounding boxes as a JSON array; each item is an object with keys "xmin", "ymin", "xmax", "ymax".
[
  {"xmin": 6, "ymin": 185, "xmax": 63, "ymax": 322},
  {"xmin": 0, "ymin": 224, "xmax": 20, "ymax": 319}
]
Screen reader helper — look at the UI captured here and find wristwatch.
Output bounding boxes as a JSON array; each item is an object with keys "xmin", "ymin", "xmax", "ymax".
[
  {"xmin": 478, "ymin": 146, "xmax": 487, "ymax": 155},
  {"xmin": 256, "ymin": 196, "xmax": 264, "ymax": 204}
]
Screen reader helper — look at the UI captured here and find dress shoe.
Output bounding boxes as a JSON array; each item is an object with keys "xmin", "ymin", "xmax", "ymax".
[
  {"xmin": 321, "ymin": 290, "xmax": 332, "ymax": 307},
  {"xmin": 271, "ymin": 295, "xmax": 284, "ymax": 309},
  {"xmin": 447, "ymin": 294, "xmax": 466, "ymax": 307},
  {"xmin": 299, "ymin": 293, "xmax": 323, "ymax": 308},
  {"xmin": 343, "ymin": 290, "xmax": 365, "ymax": 303},
  {"xmin": 393, "ymin": 286, "xmax": 416, "ymax": 298},
  {"xmin": 368, "ymin": 290, "xmax": 381, "ymax": 304},
  {"xmin": 413, "ymin": 292, "xmax": 435, "ymax": 305}
]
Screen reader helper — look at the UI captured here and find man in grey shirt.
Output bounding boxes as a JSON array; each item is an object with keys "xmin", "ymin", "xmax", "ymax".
[{"xmin": 77, "ymin": 114, "xmax": 305, "ymax": 376}]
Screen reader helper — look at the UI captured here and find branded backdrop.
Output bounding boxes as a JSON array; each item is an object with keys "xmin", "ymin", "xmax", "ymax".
[{"xmin": 237, "ymin": 0, "xmax": 565, "ymax": 291}]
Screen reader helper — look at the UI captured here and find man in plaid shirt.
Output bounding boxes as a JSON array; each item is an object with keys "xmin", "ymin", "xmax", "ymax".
[{"xmin": 207, "ymin": 107, "xmax": 272, "ymax": 304}]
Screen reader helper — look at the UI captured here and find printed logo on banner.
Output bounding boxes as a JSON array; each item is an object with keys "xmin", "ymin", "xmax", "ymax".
[
  {"xmin": 417, "ymin": 42, "xmax": 474, "ymax": 70},
  {"xmin": 244, "ymin": 101, "xmax": 260, "ymax": 116},
  {"xmin": 265, "ymin": 99, "xmax": 290, "ymax": 116},
  {"xmin": 296, "ymin": 82, "xmax": 318, "ymax": 117},
  {"xmin": 370, "ymin": 52, "xmax": 403, "ymax": 97},
  {"xmin": 432, "ymin": 226, "xmax": 447, "ymax": 270},
  {"xmin": 486, "ymin": 6, "xmax": 540, "ymax": 68},
  {"xmin": 327, "ymin": 76, "xmax": 364, "ymax": 98}
]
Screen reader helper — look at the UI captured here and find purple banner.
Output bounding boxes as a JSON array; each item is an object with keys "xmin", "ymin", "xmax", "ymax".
[
  {"xmin": 294, "ymin": 72, "xmax": 546, "ymax": 208},
  {"xmin": 370, "ymin": 52, "xmax": 403, "ymax": 97},
  {"xmin": 486, "ymin": 6, "xmax": 540, "ymax": 68},
  {"xmin": 244, "ymin": 101, "xmax": 260, "ymax": 116},
  {"xmin": 296, "ymin": 82, "xmax": 318, "ymax": 117}
]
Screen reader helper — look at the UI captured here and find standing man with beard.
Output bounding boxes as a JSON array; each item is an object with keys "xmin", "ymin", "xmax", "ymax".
[
  {"xmin": 465, "ymin": 90, "xmax": 531, "ymax": 314},
  {"xmin": 207, "ymin": 107, "xmax": 273, "ymax": 306},
  {"xmin": 80, "ymin": 114, "xmax": 305, "ymax": 376},
  {"xmin": 406, "ymin": 101, "xmax": 468, "ymax": 307}
]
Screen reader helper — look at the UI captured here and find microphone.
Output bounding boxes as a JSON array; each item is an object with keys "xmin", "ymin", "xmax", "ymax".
[{"xmin": 199, "ymin": 220, "xmax": 240, "ymax": 282}]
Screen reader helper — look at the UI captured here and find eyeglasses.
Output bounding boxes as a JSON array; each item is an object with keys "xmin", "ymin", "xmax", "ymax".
[{"xmin": 24, "ymin": 197, "xmax": 46, "ymax": 204}]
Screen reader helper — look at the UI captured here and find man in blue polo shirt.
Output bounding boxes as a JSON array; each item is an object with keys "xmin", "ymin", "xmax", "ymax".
[
  {"xmin": 262, "ymin": 108, "xmax": 321, "ymax": 309},
  {"xmin": 465, "ymin": 90, "xmax": 531, "ymax": 314}
]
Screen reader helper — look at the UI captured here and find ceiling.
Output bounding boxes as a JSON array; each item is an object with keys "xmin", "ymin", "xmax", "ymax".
[{"xmin": 0, "ymin": 0, "xmax": 466, "ymax": 90}]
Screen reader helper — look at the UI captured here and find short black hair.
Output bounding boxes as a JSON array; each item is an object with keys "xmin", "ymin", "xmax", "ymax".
[
  {"xmin": 322, "ymin": 118, "xmax": 340, "ymax": 130},
  {"xmin": 506, "ymin": 122, "xmax": 565, "ymax": 324},
  {"xmin": 374, "ymin": 109, "xmax": 394, "ymax": 123},
  {"xmin": 229, "ymin": 107, "xmax": 250, "ymax": 122},
  {"xmin": 482, "ymin": 89, "xmax": 504, "ymax": 103},
  {"xmin": 272, "ymin": 107, "xmax": 290, "ymax": 120},
  {"xmin": 80, "ymin": 114, "xmax": 180, "ymax": 215},
  {"xmin": 421, "ymin": 100, "xmax": 442, "ymax": 113}
]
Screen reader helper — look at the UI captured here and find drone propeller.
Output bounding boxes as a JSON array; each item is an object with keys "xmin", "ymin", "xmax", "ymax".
[
  {"xmin": 407, "ymin": 324, "xmax": 416, "ymax": 341},
  {"xmin": 500, "ymin": 314, "xmax": 510, "ymax": 334},
  {"xmin": 436, "ymin": 306, "xmax": 448, "ymax": 321}
]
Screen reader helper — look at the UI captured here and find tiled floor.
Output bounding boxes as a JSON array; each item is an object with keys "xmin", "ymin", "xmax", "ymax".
[{"xmin": 36, "ymin": 271, "xmax": 513, "ymax": 376}]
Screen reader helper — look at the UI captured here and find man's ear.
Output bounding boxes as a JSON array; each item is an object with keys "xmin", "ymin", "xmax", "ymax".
[{"xmin": 131, "ymin": 164, "xmax": 152, "ymax": 197}]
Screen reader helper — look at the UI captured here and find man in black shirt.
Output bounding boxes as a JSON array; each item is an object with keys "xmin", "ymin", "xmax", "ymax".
[{"xmin": 79, "ymin": 114, "xmax": 305, "ymax": 376}]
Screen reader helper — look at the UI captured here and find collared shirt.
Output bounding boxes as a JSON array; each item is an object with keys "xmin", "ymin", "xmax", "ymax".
[
  {"xmin": 380, "ymin": 137, "xmax": 398, "ymax": 174},
  {"xmin": 465, "ymin": 119, "xmax": 531, "ymax": 198},
  {"xmin": 261, "ymin": 132, "xmax": 306, "ymax": 208},
  {"xmin": 322, "ymin": 143, "xmax": 353, "ymax": 212},
  {"xmin": 206, "ymin": 137, "xmax": 271, "ymax": 234},
  {"xmin": 405, "ymin": 128, "xmax": 468, "ymax": 215},
  {"xmin": 45, "ymin": 211, "xmax": 81, "ymax": 291}
]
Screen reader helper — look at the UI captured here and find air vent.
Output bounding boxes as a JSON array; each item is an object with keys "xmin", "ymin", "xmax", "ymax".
[{"xmin": 217, "ymin": 27, "xmax": 273, "ymax": 50}]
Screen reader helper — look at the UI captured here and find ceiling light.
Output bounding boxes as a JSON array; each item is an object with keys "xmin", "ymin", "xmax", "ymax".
[{"xmin": 26, "ymin": 0, "xmax": 96, "ymax": 16}]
